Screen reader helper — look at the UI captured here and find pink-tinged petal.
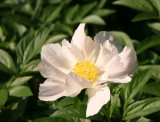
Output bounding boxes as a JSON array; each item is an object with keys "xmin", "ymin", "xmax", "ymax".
[
  {"xmin": 106, "ymin": 46, "xmax": 137, "ymax": 80},
  {"xmin": 41, "ymin": 44, "xmax": 74, "ymax": 73},
  {"xmin": 38, "ymin": 60, "xmax": 66, "ymax": 81},
  {"xmin": 71, "ymin": 23, "xmax": 86, "ymax": 51},
  {"xmin": 62, "ymin": 39, "xmax": 85, "ymax": 62},
  {"xmin": 86, "ymin": 84, "xmax": 110, "ymax": 117},
  {"xmin": 65, "ymin": 72, "xmax": 92, "ymax": 97},
  {"xmin": 39, "ymin": 79, "xmax": 67, "ymax": 101}
]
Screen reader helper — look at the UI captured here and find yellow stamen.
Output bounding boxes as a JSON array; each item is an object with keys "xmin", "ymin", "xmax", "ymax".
[{"xmin": 72, "ymin": 60, "xmax": 99, "ymax": 84}]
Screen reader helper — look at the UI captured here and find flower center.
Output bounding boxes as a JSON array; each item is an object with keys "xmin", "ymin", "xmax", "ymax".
[{"xmin": 72, "ymin": 60, "xmax": 99, "ymax": 84}]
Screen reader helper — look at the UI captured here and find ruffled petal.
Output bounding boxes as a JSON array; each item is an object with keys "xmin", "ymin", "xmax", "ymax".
[
  {"xmin": 41, "ymin": 44, "xmax": 74, "ymax": 73},
  {"xmin": 62, "ymin": 39, "xmax": 85, "ymax": 62},
  {"xmin": 86, "ymin": 84, "xmax": 110, "ymax": 117},
  {"xmin": 38, "ymin": 60, "xmax": 66, "ymax": 81},
  {"xmin": 65, "ymin": 72, "xmax": 92, "ymax": 97},
  {"xmin": 71, "ymin": 23, "xmax": 86, "ymax": 51},
  {"xmin": 39, "ymin": 79, "xmax": 67, "ymax": 101},
  {"xmin": 106, "ymin": 46, "xmax": 137, "ymax": 80},
  {"xmin": 94, "ymin": 31, "xmax": 123, "ymax": 53}
]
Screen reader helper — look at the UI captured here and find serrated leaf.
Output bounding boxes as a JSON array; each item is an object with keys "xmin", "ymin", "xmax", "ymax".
[
  {"xmin": 0, "ymin": 49, "xmax": 16, "ymax": 75},
  {"xmin": 123, "ymin": 97, "xmax": 160, "ymax": 120},
  {"xmin": 109, "ymin": 31, "xmax": 134, "ymax": 49},
  {"xmin": 136, "ymin": 35, "xmax": 160, "ymax": 54},
  {"xmin": 11, "ymin": 76, "xmax": 33, "ymax": 87},
  {"xmin": 82, "ymin": 15, "xmax": 105, "ymax": 25},
  {"xmin": 0, "ymin": 88, "xmax": 8, "ymax": 105},
  {"xmin": 9, "ymin": 86, "xmax": 33, "ymax": 97},
  {"xmin": 16, "ymin": 25, "xmax": 54, "ymax": 66},
  {"xmin": 114, "ymin": 0, "xmax": 156, "ymax": 14}
]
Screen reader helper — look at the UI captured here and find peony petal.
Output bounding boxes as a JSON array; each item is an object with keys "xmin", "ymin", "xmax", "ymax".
[
  {"xmin": 94, "ymin": 31, "xmax": 123, "ymax": 53},
  {"xmin": 86, "ymin": 84, "xmax": 110, "ymax": 117},
  {"xmin": 41, "ymin": 44, "xmax": 74, "ymax": 73},
  {"xmin": 38, "ymin": 60, "xmax": 66, "ymax": 81},
  {"xmin": 65, "ymin": 72, "xmax": 92, "ymax": 97},
  {"xmin": 84, "ymin": 36, "xmax": 95, "ymax": 60},
  {"xmin": 106, "ymin": 46, "xmax": 137, "ymax": 80},
  {"xmin": 71, "ymin": 23, "xmax": 86, "ymax": 51},
  {"xmin": 107, "ymin": 76, "xmax": 131, "ymax": 83},
  {"xmin": 62, "ymin": 39, "xmax": 85, "ymax": 62},
  {"xmin": 39, "ymin": 79, "xmax": 67, "ymax": 101}
]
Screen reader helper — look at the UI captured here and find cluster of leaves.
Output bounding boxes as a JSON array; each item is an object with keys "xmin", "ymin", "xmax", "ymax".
[{"xmin": 0, "ymin": 0, "xmax": 160, "ymax": 121}]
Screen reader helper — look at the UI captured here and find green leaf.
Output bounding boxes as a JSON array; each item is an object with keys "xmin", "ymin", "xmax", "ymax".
[
  {"xmin": 33, "ymin": 117, "xmax": 91, "ymax": 122},
  {"xmin": 136, "ymin": 35, "xmax": 160, "ymax": 54},
  {"xmin": 9, "ymin": 86, "xmax": 33, "ymax": 97},
  {"xmin": 75, "ymin": 2, "xmax": 97, "ymax": 20},
  {"xmin": 132, "ymin": 12, "xmax": 159, "ymax": 22},
  {"xmin": 16, "ymin": 25, "xmax": 54, "ymax": 66},
  {"xmin": 82, "ymin": 15, "xmax": 105, "ymax": 25},
  {"xmin": 92, "ymin": 9, "xmax": 116, "ymax": 17},
  {"xmin": 149, "ymin": 0, "xmax": 160, "ymax": 16},
  {"xmin": 40, "ymin": 3, "xmax": 64, "ymax": 25},
  {"xmin": 124, "ymin": 69, "xmax": 153, "ymax": 107},
  {"xmin": 114, "ymin": 0, "xmax": 157, "ymax": 14},
  {"xmin": 55, "ymin": 97, "xmax": 74, "ymax": 108},
  {"xmin": 136, "ymin": 117, "xmax": 153, "ymax": 122},
  {"xmin": 148, "ymin": 22, "xmax": 160, "ymax": 34},
  {"xmin": 0, "ymin": 49, "xmax": 16, "ymax": 75},
  {"xmin": 0, "ymin": 88, "xmax": 8, "ymax": 105},
  {"xmin": 11, "ymin": 76, "xmax": 33, "ymax": 87},
  {"xmin": 143, "ymin": 82, "xmax": 160, "ymax": 96},
  {"xmin": 64, "ymin": 4, "xmax": 79, "ymax": 24},
  {"xmin": 20, "ymin": 59, "xmax": 41, "ymax": 75},
  {"xmin": 46, "ymin": 34, "xmax": 68, "ymax": 44},
  {"xmin": 123, "ymin": 97, "xmax": 160, "ymax": 120},
  {"xmin": 109, "ymin": 31, "xmax": 134, "ymax": 49},
  {"xmin": 139, "ymin": 65, "xmax": 160, "ymax": 80}
]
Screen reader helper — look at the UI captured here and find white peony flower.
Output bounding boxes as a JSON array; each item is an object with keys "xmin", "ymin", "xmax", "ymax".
[{"xmin": 38, "ymin": 23, "xmax": 137, "ymax": 117}]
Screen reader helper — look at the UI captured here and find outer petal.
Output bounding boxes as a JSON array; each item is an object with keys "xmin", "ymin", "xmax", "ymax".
[
  {"xmin": 104, "ymin": 46, "xmax": 137, "ymax": 83},
  {"xmin": 65, "ymin": 72, "xmax": 92, "ymax": 97},
  {"xmin": 38, "ymin": 60, "xmax": 66, "ymax": 81},
  {"xmin": 71, "ymin": 23, "xmax": 86, "ymax": 51},
  {"xmin": 39, "ymin": 79, "xmax": 67, "ymax": 101},
  {"xmin": 86, "ymin": 84, "xmax": 110, "ymax": 117},
  {"xmin": 41, "ymin": 44, "xmax": 74, "ymax": 73}
]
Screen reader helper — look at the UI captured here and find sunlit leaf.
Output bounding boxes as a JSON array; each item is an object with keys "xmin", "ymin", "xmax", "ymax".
[
  {"xmin": 82, "ymin": 15, "xmax": 105, "ymax": 25},
  {"xmin": 9, "ymin": 86, "xmax": 33, "ymax": 97},
  {"xmin": 114, "ymin": 0, "xmax": 157, "ymax": 14},
  {"xmin": 11, "ymin": 76, "xmax": 33, "ymax": 87}
]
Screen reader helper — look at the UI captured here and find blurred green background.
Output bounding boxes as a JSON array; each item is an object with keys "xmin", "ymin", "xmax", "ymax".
[{"xmin": 0, "ymin": 0, "xmax": 160, "ymax": 122}]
